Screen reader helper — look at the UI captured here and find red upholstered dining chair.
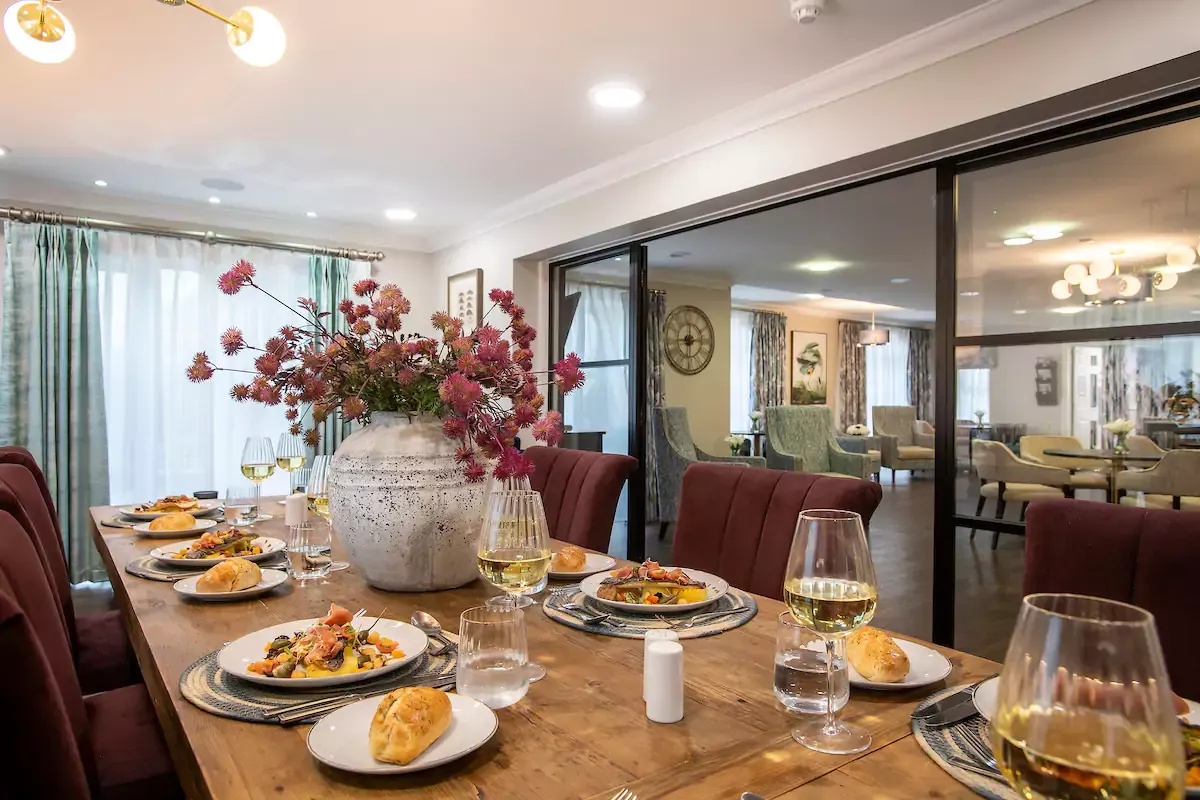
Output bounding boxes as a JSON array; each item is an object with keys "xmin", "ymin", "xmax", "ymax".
[
  {"xmin": 526, "ymin": 446, "xmax": 638, "ymax": 553},
  {"xmin": 671, "ymin": 463, "xmax": 883, "ymax": 601},
  {"xmin": 1024, "ymin": 498, "xmax": 1200, "ymax": 699},
  {"xmin": 0, "ymin": 509, "xmax": 182, "ymax": 799},
  {"xmin": 0, "ymin": 448, "xmax": 139, "ymax": 693}
]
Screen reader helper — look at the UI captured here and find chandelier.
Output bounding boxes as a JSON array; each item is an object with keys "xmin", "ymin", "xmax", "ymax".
[
  {"xmin": 3, "ymin": 0, "xmax": 285, "ymax": 66},
  {"xmin": 1050, "ymin": 244, "xmax": 1194, "ymax": 306},
  {"xmin": 858, "ymin": 311, "xmax": 890, "ymax": 347}
]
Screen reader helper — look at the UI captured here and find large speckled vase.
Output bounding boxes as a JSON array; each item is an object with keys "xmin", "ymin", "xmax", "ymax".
[{"xmin": 329, "ymin": 412, "xmax": 484, "ymax": 592}]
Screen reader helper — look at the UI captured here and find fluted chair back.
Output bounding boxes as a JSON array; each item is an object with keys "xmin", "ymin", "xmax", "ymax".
[
  {"xmin": 872, "ymin": 406, "xmax": 917, "ymax": 445},
  {"xmin": 1019, "ymin": 434, "xmax": 1106, "ymax": 472},
  {"xmin": 1126, "ymin": 434, "xmax": 1167, "ymax": 458},
  {"xmin": 526, "ymin": 446, "xmax": 638, "ymax": 553}
]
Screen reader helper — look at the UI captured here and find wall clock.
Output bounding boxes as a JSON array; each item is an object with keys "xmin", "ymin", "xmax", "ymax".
[{"xmin": 663, "ymin": 305, "xmax": 714, "ymax": 375}]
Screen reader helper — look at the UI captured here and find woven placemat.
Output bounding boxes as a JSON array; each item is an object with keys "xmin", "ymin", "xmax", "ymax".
[
  {"xmin": 911, "ymin": 685, "xmax": 1017, "ymax": 800},
  {"xmin": 180, "ymin": 647, "xmax": 457, "ymax": 725},
  {"xmin": 124, "ymin": 553, "xmax": 288, "ymax": 582},
  {"xmin": 542, "ymin": 584, "xmax": 757, "ymax": 639}
]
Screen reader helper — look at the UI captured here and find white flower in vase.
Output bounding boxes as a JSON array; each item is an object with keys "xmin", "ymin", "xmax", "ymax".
[
  {"xmin": 1103, "ymin": 418, "xmax": 1135, "ymax": 435},
  {"xmin": 724, "ymin": 433, "xmax": 746, "ymax": 455},
  {"xmin": 749, "ymin": 410, "xmax": 763, "ymax": 431},
  {"xmin": 846, "ymin": 424, "xmax": 869, "ymax": 436}
]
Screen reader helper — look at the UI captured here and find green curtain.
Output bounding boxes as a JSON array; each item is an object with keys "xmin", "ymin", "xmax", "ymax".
[
  {"xmin": 308, "ymin": 254, "xmax": 353, "ymax": 455},
  {"xmin": 0, "ymin": 222, "xmax": 109, "ymax": 583}
]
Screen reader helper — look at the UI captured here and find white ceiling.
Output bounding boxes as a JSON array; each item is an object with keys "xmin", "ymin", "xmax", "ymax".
[{"xmin": 0, "ymin": 0, "xmax": 998, "ymax": 250}]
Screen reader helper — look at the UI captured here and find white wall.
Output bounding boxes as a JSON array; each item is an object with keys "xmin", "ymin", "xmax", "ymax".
[{"xmin": 987, "ymin": 344, "xmax": 1074, "ymax": 435}]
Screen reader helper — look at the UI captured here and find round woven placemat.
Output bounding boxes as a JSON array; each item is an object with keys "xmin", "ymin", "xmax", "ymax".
[
  {"xmin": 541, "ymin": 584, "xmax": 757, "ymax": 639},
  {"xmin": 124, "ymin": 553, "xmax": 288, "ymax": 582},
  {"xmin": 180, "ymin": 647, "xmax": 457, "ymax": 725},
  {"xmin": 911, "ymin": 685, "xmax": 1017, "ymax": 800}
]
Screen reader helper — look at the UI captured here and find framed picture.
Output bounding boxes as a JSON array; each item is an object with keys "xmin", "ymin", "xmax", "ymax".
[
  {"xmin": 790, "ymin": 331, "xmax": 827, "ymax": 405},
  {"xmin": 447, "ymin": 269, "xmax": 483, "ymax": 330}
]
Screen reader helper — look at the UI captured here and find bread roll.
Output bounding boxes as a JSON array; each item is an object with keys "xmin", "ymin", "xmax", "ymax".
[
  {"xmin": 846, "ymin": 627, "xmax": 910, "ymax": 683},
  {"xmin": 148, "ymin": 512, "xmax": 196, "ymax": 532},
  {"xmin": 369, "ymin": 687, "xmax": 452, "ymax": 765},
  {"xmin": 551, "ymin": 545, "xmax": 587, "ymax": 572},
  {"xmin": 196, "ymin": 558, "xmax": 262, "ymax": 593}
]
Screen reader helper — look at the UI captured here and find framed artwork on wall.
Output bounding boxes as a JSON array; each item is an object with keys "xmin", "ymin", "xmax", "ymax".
[
  {"xmin": 447, "ymin": 269, "xmax": 483, "ymax": 330},
  {"xmin": 790, "ymin": 331, "xmax": 828, "ymax": 405}
]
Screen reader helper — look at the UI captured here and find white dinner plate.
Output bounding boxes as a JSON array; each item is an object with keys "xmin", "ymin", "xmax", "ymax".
[
  {"xmin": 307, "ymin": 692, "xmax": 498, "ymax": 774},
  {"xmin": 150, "ymin": 536, "xmax": 286, "ymax": 568},
  {"xmin": 173, "ymin": 568, "xmax": 289, "ymax": 601},
  {"xmin": 580, "ymin": 566, "xmax": 728, "ymax": 614},
  {"xmin": 973, "ymin": 678, "xmax": 1198, "ymax": 725},
  {"xmin": 549, "ymin": 552, "xmax": 616, "ymax": 580},
  {"xmin": 119, "ymin": 500, "xmax": 221, "ymax": 521},
  {"xmin": 847, "ymin": 638, "xmax": 953, "ymax": 690},
  {"xmin": 132, "ymin": 518, "xmax": 219, "ymax": 538},
  {"xmin": 219, "ymin": 617, "xmax": 428, "ymax": 688}
]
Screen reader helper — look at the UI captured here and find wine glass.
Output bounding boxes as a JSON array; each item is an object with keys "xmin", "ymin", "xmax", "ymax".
[
  {"xmin": 477, "ymin": 489, "xmax": 550, "ymax": 682},
  {"xmin": 276, "ymin": 434, "xmax": 306, "ymax": 485},
  {"xmin": 306, "ymin": 456, "xmax": 349, "ymax": 573},
  {"xmin": 783, "ymin": 509, "xmax": 878, "ymax": 754},
  {"xmin": 225, "ymin": 483, "xmax": 260, "ymax": 525},
  {"xmin": 992, "ymin": 593, "xmax": 1185, "ymax": 799},
  {"xmin": 241, "ymin": 437, "xmax": 276, "ymax": 484}
]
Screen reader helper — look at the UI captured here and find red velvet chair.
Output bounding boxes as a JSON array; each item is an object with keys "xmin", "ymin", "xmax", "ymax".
[
  {"xmin": 0, "ymin": 509, "xmax": 181, "ymax": 799},
  {"xmin": 526, "ymin": 446, "xmax": 638, "ymax": 553},
  {"xmin": 1025, "ymin": 498, "xmax": 1200, "ymax": 699},
  {"xmin": 0, "ymin": 449, "xmax": 138, "ymax": 693},
  {"xmin": 671, "ymin": 463, "xmax": 884, "ymax": 601}
]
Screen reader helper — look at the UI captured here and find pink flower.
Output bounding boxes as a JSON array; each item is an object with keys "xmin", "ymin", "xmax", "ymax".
[
  {"xmin": 454, "ymin": 445, "xmax": 474, "ymax": 464},
  {"xmin": 279, "ymin": 326, "xmax": 300, "ymax": 342},
  {"xmin": 289, "ymin": 422, "xmax": 302, "ymax": 436},
  {"xmin": 264, "ymin": 336, "xmax": 290, "ymax": 359},
  {"xmin": 304, "ymin": 428, "xmax": 321, "ymax": 448},
  {"xmin": 477, "ymin": 341, "xmax": 510, "ymax": 365},
  {"xmin": 341, "ymin": 396, "xmax": 366, "ymax": 420},
  {"xmin": 353, "ymin": 278, "xmax": 379, "ymax": 297},
  {"xmin": 554, "ymin": 353, "xmax": 585, "ymax": 394},
  {"xmin": 431, "ymin": 311, "xmax": 456, "ymax": 332},
  {"xmin": 464, "ymin": 461, "xmax": 487, "ymax": 483},
  {"xmin": 438, "ymin": 373, "xmax": 483, "ymax": 414},
  {"xmin": 354, "ymin": 304, "xmax": 370, "ymax": 318},
  {"xmin": 475, "ymin": 325, "xmax": 502, "ymax": 345},
  {"xmin": 220, "ymin": 327, "xmax": 246, "ymax": 355},
  {"xmin": 532, "ymin": 411, "xmax": 564, "ymax": 446},
  {"xmin": 520, "ymin": 375, "xmax": 539, "ymax": 401},
  {"xmin": 513, "ymin": 402, "xmax": 537, "ymax": 427},
  {"xmin": 217, "ymin": 260, "xmax": 256, "ymax": 295},
  {"xmin": 312, "ymin": 404, "xmax": 329, "ymax": 424},
  {"xmin": 488, "ymin": 288, "xmax": 515, "ymax": 313},
  {"xmin": 187, "ymin": 353, "xmax": 215, "ymax": 382},
  {"xmin": 298, "ymin": 297, "xmax": 319, "ymax": 314},
  {"xmin": 255, "ymin": 353, "xmax": 281, "ymax": 377},
  {"xmin": 395, "ymin": 367, "xmax": 417, "ymax": 387},
  {"xmin": 511, "ymin": 320, "xmax": 536, "ymax": 348},
  {"xmin": 301, "ymin": 378, "xmax": 327, "ymax": 403},
  {"xmin": 285, "ymin": 408, "xmax": 299, "ymax": 421},
  {"xmin": 455, "ymin": 352, "xmax": 482, "ymax": 376},
  {"xmin": 230, "ymin": 383, "xmax": 250, "ymax": 401},
  {"xmin": 352, "ymin": 319, "xmax": 371, "ymax": 336},
  {"xmin": 442, "ymin": 416, "xmax": 467, "ymax": 440},
  {"xmin": 338, "ymin": 299, "xmax": 354, "ymax": 315},
  {"xmin": 494, "ymin": 448, "xmax": 534, "ymax": 481},
  {"xmin": 284, "ymin": 392, "xmax": 301, "ymax": 407},
  {"xmin": 512, "ymin": 348, "xmax": 533, "ymax": 371}
]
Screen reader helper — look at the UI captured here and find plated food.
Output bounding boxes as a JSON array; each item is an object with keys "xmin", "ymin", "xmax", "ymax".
[
  {"xmin": 133, "ymin": 514, "xmax": 219, "ymax": 538},
  {"xmin": 580, "ymin": 561, "xmax": 727, "ymax": 614},
  {"xmin": 370, "ymin": 687, "xmax": 452, "ymax": 765},
  {"xmin": 120, "ymin": 496, "xmax": 220, "ymax": 521},
  {"xmin": 150, "ymin": 533, "xmax": 284, "ymax": 568},
  {"xmin": 548, "ymin": 546, "xmax": 616, "ymax": 579},
  {"xmin": 198, "ymin": 558, "xmax": 262, "ymax": 593},
  {"xmin": 174, "ymin": 565, "xmax": 287, "ymax": 602},
  {"xmin": 1184, "ymin": 717, "xmax": 1199, "ymax": 790},
  {"xmin": 845, "ymin": 629, "xmax": 951, "ymax": 690},
  {"xmin": 551, "ymin": 545, "xmax": 586, "ymax": 573}
]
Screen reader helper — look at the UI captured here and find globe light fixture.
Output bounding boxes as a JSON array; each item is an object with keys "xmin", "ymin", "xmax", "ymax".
[
  {"xmin": 1080, "ymin": 275, "xmax": 1101, "ymax": 296},
  {"xmin": 1051, "ymin": 280, "xmax": 1073, "ymax": 300},
  {"xmin": 1118, "ymin": 275, "xmax": 1143, "ymax": 298},
  {"xmin": 1089, "ymin": 258, "xmax": 1116, "ymax": 280},
  {"xmin": 1154, "ymin": 270, "xmax": 1179, "ymax": 291},
  {"xmin": 1063, "ymin": 263, "xmax": 1088, "ymax": 285},
  {"xmin": 4, "ymin": 0, "xmax": 75, "ymax": 63},
  {"xmin": 226, "ymin": 6, "xmax": 285, "ymax": 67},
  {"xmin": 1166, "ymin": 244, "xmax": 1198, "ymax": 268}
]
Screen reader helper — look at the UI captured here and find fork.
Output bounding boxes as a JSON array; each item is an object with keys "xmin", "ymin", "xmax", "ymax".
[
  {"xmin": 610, "ymin": 790, "xmax": 636, "ymax": 800},
  {"xmin": 559, "ymin": 602, "xmax": 622, "ymax": 627},
  {"xmin": 958, "ymin": 726, "xmax": 1001, "ymax": 772},
  {"xmin": 655, "ymin": 610, "xmax": 739, "ymax": 630}
]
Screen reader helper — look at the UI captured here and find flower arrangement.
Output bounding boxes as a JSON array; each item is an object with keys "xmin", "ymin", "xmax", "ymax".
[
  {"xmin": 1162, "ymin": 372, "xmax": 1198, "ymax": 422},
  {"xmin": 749, "ymin": 410, "xmax": 763, "ymax": 431},
  {"xmin": 846, "ymin": 424, "xmax": 869, "ymax": 436},
  {"xmin": 723, "ymin": 434, "xmax": 746, "ymax": 456},
  {"xmin": 1103, "ymin": 418, "xmax": 1135, "ymax": 436},
  {"xmin": 974, "ymin": 410, "xmax": 986, "ymax": 425},
  {"xmin": 187, "ymin": 260, "xmax": 584, "ymax": 482}
]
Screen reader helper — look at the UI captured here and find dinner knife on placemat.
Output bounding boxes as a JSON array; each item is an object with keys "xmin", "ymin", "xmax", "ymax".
[
  {"xmin": 912, "ymin": 673, "xmax": 997, "ymax": 722},
  {"xmin": 269, "ymin": 674, "xmax": 457, "ymax": 725}
]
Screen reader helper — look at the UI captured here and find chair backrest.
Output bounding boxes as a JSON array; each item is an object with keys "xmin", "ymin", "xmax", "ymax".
[
  {"xmin": 1127, "ymin": 450, "xmax": 1200, "ymax": 498},
  {"xmin": 1025, "ymin": 498, "xmax": 1200, "ymax": 698},
  {"xmin": 671, "ymin": 463, "xmax": 883, "ymax": 601},
  {"xmin": 1126, "ymin": 434, "xmax": 1166, "ymax": 458},
  {"xmin": 914, "ymin": 420, "xmax": 935, "ymax": 435},
  {"xmin": 1019, "ymin": 434, "xmax": 1104, "ymax": 471},
  {"xmin": 872, "ymin": 406, "xmax": 917, "ymax": 446},
  {"xmin": 763, "ymin": 406, "xmax": 835, "ymax": 473},
  {"xmin": 972, "ymin": 439, "xmax": 1005, "ymax": 483},
  {"xmin": 526, "ymin": 446, "xmax": 638, "ymax": 553},
  {"xmin": 653, "ymin": 407, "xmax": 697, "ymax": 460}
]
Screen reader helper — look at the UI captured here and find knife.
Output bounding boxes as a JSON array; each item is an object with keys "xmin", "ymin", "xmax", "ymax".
[
  {"xmin": 911, "ymin": 673, "xmax": 997, "ymax": 721},
  {"xmin": 923, "ymin": 699, "xmax": 981, "ymax": 729}
]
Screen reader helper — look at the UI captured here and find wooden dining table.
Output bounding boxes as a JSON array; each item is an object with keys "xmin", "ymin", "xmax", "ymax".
[{"xmin": 90, "ymin": 502, "xmax": 998, "ymax": 800}]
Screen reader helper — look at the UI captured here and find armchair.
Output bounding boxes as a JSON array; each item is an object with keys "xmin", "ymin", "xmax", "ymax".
[
  {"xmin": 1117, "ymin": 450, "xmax": 1200, "ymax": 510},
  {"xmin": 872, "ymin": 406, "xmax": 935, "ymax": 483},
  {"xmin": 972, "ymin": 439, "xmax": 1071, "ymax": 549},
  {"xmin": 652, "ymin": 407, "xmax": 765, "ymax": 539},
  {"xmin": 1019, "ymin": 434, "xmax": 1108, "ymax": 491},
  {"xmin": 763, "ymin": 406, "xmax": 871, "ymax": 479}
]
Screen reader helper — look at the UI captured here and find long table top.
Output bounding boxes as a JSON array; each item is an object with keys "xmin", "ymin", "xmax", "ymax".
[{"xmin": 89, "ymin": 503, "xmax": 997, "ymax": 799}]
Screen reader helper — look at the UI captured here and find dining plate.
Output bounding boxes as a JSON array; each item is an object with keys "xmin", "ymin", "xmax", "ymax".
[
  {"xmin": 219, "ymin": 617, "xmax": 428, "ymax": 688},
  {"xmin": 974, "ymin": 677, "xmax": 1199, "ymax": 724},
  {"xmin": 848, "ymin": 639, "xmax": 953, "ymax": 690},
  {"xmin": 579, "ymin": 566, "xmax": 728, "ymax": 614},
  {"xmin": 132, "ymin": 518, "xmax": 219, "ymax": 538},
  {"xmin": 173, "ymin": 568, "xmax": 289, "ymax": 601},
  {"xmin": 307, "ymin": 691, "xmax": 497, "ymax": 774},
  {"xmin": 149, "ymin": 536, "xmax": 286, "ymax": 568},
  {"xmin": 119, "ymin": 500, "xmax": 221, "ymax": 521},
  {"xmin": 549, "ymin": 552, "xmax": 616, "ymax": 580}
]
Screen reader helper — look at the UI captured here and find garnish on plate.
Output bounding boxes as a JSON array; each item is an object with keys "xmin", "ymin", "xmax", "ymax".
[
  {"xmin": 136, "ymin": 494, "xmax": 199, "ymax": 513},
  {"xmin": 597, "ymin": 560, "xmax": 707, "ymax": 605},
  {"xmin": 172, "ymin": 528, "xmax": 261, "ymax": 559},
  {"xmin": 247, "ymin": 603, "xmax": 403, "ymax": 679}
]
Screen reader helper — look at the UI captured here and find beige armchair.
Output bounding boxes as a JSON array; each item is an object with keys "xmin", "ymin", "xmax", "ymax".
[
  {"xmin": 872, "ymin": 406, "xmax": 934, "ymax": 483},
  {"xmin": 1126, "ymin": 434, "xmax": 1167, "ymax": 459},
  {"xmin": 1019, "ymin": 435, "xmax": 1108, "ymax": 491},
  {"xmin": 1117, "ymin": 450, "xmax": 1200, "ymax": 510},
  {"xmin": 972, "ymin": 440, "xmax": 1072, "ymax": 550}
]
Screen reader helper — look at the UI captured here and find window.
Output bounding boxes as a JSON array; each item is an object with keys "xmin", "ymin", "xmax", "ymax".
[
  {"xmin": 956, "ymin": 369, "xmax": 990, "ymax": 423},
  {"xmin": 730, "ymin": 310, "xmax": 754, "ymax": 430},
  {"xmin": 865, "ymin": 326, "xmax": 910, "ymax": 430}
]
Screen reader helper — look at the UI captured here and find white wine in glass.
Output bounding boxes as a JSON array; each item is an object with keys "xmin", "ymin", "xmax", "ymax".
[
  {"xmin": 783, "ymin": 509, "xmax": 877, "ymax": 755},
  {"xmin": 992, "ymin": 593, "xmax": 1185, "ymax": 800},
  {"xmin": 276, "ymin": 433, "xmax": 306, "ymax": 473},
  {"xmin": 305, "ymin": 455, "xmax": 348, "ymax": 573},
  {"xmin": 241, "ymin": 437, "xmax": 276, "ymax": 484}
]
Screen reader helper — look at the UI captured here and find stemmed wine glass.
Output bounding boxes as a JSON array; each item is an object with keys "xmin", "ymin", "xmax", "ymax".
[
  {"xmin": 305, "ymin": 456, "xmax": 349, "ymax": 573},
  {"xmin": 783, "ymin": 509, "xmax": 878, "ymax": 754},
  {"xmin": 477, "ymin": 489, "xmax": 550, "ymax": 682},
  {"xmin": 276, "ymin": 433, "xmax": 307, "ymax": 491},
  {"xmin": 241, "ymin": 437, "xmax": 276, "ymax": 484},
  {"xmin": 991, "ymin": 593, "xmax": 1185, "ymax": 799}
]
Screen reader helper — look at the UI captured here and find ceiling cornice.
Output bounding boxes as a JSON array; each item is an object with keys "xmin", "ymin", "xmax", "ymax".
[{"xmin": 439, "ymin": 0, "xmax": 1095, "ymax": 252}]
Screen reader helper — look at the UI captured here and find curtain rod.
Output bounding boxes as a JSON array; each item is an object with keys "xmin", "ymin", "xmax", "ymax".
[{"xmin": 0, "ymin": 206, "xmax": 386, "ymax": 263}]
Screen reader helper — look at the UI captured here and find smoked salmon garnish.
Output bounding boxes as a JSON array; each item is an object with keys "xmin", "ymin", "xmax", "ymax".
[{"xmin": 319, "ymin": 603, "xmax": 353, "ymax": 626}]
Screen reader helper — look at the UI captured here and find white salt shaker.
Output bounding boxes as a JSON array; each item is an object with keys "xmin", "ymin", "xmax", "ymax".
[
  {"xmin": 643, "ymin": 629, "xmax": 679, "ymax": 701},
  {"xmin": 645, "ymin": 640, "xmax": 684, "ymax": 723},
  {"xmin": 284, "ymin": 492, "xmax": 306, "ymax": 527}
]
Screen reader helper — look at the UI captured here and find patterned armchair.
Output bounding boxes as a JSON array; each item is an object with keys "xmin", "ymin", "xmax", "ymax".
[
  {"xmin": 1117, "ymin": 450, "xmax": 1200, "ymax": 510},
  {"xmin": 763, "ymin": 406, "xmax": 871, "ymax": 479},
  {"xmin": 652, "ymin": 407, "xmax": 765, "ymax": 537},
  {"xmin": 872, "ymin": 405, "xmax": 935, "ymax": 482}
]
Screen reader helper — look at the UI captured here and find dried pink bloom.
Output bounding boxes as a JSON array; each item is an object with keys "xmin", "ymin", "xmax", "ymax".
[
  {"xmin": 438, "ymin": 373, "xmax": 483, "ymax": 414},
  {"xmin": 342, "ymin": 396, "xmax": 366, "ymax": 420},
  {"xmin": 264, "ymin": 336, "xmax": 290, "ymax": 359},
  {"xmin": 513, "ymin": 402, "xmax": 537, "ymax": 427},
  {"xmin": 304, "ymin": 428, "xmax": 321, "ymax": 448},
  {"xmin": 454, "ymin": 445, "xmax": 474, "ymax": 465},
  {"xmin": 298, "ymin": 297, "xmax": 318, "ymax": 313},
  {"xmin": 288, "ymin": 422, "xmax": 302, "ymax": 436},
  {"xmin": 494, "ymin": 448, "xmax": 534, "ymax": 480},
  {"xmin": 285, "ymin": 408, "xmax": 299, "ymax": 421},
  {"xmin": 279, "ymin": 326, "xmax": 300, "ymax": 342},
  {"xmin": 187, "ymin": 353, "xmax": 215, "ymax": 382},
  {"xmin": 352, "ymin": 319, "xmax": 371, "ymax": 336},
  {"xmin": 353, "ymin": 278, "xmax": 379, "ymax": 297},
  {"xmin": 475, "ymin": 325, "xmax": 502, "ymax": 345},
  {"xmin": 442, "ymin": 416, "xmax": 467, "ymax": 440},
  {"xmin": 477, "ymin": 340, "xmax": 510, "ymax": 365},
  {"xmin": 284, "ymin": 392, "xmax": 301, "ymax": 407},
  {"xmin": 338, "ymin": 299, "xmax": 354, "ymax": 315},
  {"xmin": 554, "ymin": 353, "xmax": 585, "ymax": 394},
  {"xmin": 354, "ymin": 303, "xmax": 370, "ymax": 318},
  {"xmin": 255, "ymin": 353, "xmax": 281, "ymax": 377},
  {"xmin": 230, "ymin": 383, "xmax": 251, "ymax": 401},
  {"xmin": 464, "ymin": 461, "xmax": 487, "ymax": 483},
  {"xmin": 532, "ymin": 411, "xmax": 564, "ymax": 446},
  {"xmin": 217, "ymin": 260, "xmax": 256, "ymax": 295},
  {"xmin": 220, "ymin": 327, "xmax": 246, "ymax": 356}
]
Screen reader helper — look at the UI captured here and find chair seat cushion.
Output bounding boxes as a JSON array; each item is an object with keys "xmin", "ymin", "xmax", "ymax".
[
  {"xmin": 981, "ymin": 482, "xmax": 1065, "ymax": 501},
  {"xmin": 84, "ymin": 684, "xmax": 182, "ymax": 800},
  {"xmin": 897, "ymin": 446, "xmax": 935, "ymax": 460},
  {"xmin": 78, "ymin": 610, "xmax": 141, "ymax": 694},
  {"xmin": 1119, "ymin": 494, "xmax": 1200, "ymax": 510},
  {"xmin": 1069, "ymin": 471, "xmax": 1109, "ymax": 490}
]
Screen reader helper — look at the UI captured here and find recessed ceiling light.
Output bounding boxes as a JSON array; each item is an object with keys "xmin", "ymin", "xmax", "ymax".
[
  {"xmin": 385, "ymin": 208, "xmax": 417, "ymax": 222},
  {"xmin": 960, "ymin": 291, "xmax": 980, "ymax": 297},
  {"xmin": 798, "ymin": 260, "xmax": 847, "ymax": 272},
  {"xmin": 1013, "ymin": 309, "xmax": 1028, "ymax": 315},
  {"xmin": 208, "ymin": 196, "xmax": 221, "ymax": 204},
  {"xmin": 1004, "ymin": 237, "xmax": 1033, "ymax": 246},
  {"xmin": 890, "ymin": 278, "xmax": 910, "ymax": 284},
  {"xmin": 589, "ymin": 82, "xmax": 644, "ymax": 109},
  {"xmin": 1050, "ymin": 306, "xmax": 1086, "ymax": 315},
  {"xmin": 94, "ymin": 180, "xmax": 108, "ymax": 188},
  {"xmin": 1029, "ymin": 226, "xmax": 1064, "ymax": 240},
  {"xmin": 799, "ymin": 293, "xmax": 825, "ymax": 300},
  {"xmin": 306, "ymin": 211, "xmax": 318, "ymax": 218},
  {"xmin": 669, "ymin": 251, "xmax": 691, "ymax": 259},
  {"xmin": 201, "ymin": 178, "xmax": 245, "ymax": 192},
  {"xmin": 0, "ymin": 146, "xmax": 8, "ymax": 156}
]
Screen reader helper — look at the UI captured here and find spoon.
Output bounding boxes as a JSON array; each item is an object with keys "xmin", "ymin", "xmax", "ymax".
[{"xmin": 410, "ymin": 611, "xmax": 454, "ymax": 652}]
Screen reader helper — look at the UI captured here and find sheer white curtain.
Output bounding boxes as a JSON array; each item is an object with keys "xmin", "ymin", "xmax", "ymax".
[
  {"xmin": 96, "ymin": 233, "xmax": 314, "ymax": 504},
  {"xmin": 865, "ymin": 326, "xmax": 911, "ymax": 431},
  {"xmin": 956, "ymin": 369, "xmax": 990, "ymax": 422},
  {"xmin": 730, "ymin": 310, "xmax": 754, "ymax": 430}
]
